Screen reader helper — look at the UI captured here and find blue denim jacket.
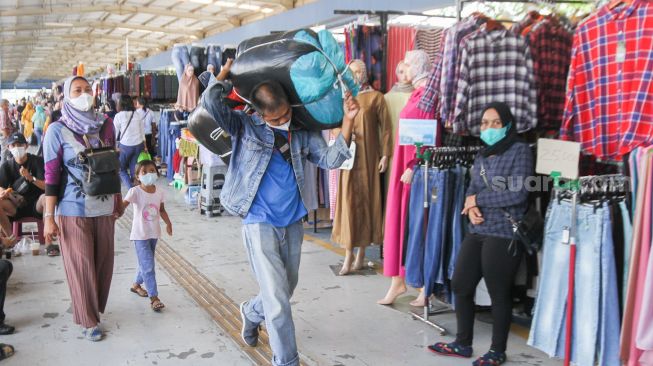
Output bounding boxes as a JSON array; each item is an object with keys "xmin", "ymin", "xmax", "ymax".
[{"xmin": 201, "ymin": 82, "xmax": 352, "ymax": 217}]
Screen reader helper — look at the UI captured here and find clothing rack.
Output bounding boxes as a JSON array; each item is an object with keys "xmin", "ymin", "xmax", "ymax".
[{"xmin": 455, "ymin": 0, "xmax": 595, "ymax": 20}]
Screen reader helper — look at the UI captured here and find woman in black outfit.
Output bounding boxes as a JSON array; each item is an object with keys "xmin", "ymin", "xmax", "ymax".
[{"xmin": 429, "ymin": 102, "xmax": 534, "ymax": 366}]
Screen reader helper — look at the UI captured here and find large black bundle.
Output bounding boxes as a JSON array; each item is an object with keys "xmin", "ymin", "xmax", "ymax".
[{"xmin": 230, "ymin": 29, "xmax": 357, "ymax": 130}]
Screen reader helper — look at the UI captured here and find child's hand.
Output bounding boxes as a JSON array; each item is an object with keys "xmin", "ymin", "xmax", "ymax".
[{"xmin": 166, "ymin": 224, "xmax": 173, "ymax": 236}]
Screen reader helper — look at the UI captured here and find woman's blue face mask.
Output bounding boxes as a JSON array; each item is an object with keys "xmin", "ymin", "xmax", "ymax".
[{"xmin": 480, "ymin": 123, "xmax": 510, "ymax": 146}]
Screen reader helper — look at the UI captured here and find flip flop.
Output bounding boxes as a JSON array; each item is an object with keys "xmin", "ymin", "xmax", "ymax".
[
  {"xmin": 0, "ymin": 343, "xmax": 15, "ymax": 360},
  {"xmin": 130, "ymin": 286, "xmax": 148, "ymax": 297},
  {"xmin": 46, "ymin": 244, "xmax": 60, "ymax": 257}
]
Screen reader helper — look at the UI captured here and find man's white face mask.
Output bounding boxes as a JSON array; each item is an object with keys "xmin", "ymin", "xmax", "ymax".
[{"xmin": 266, "ymin": 119, "xmax": 291, "ymax": 131}]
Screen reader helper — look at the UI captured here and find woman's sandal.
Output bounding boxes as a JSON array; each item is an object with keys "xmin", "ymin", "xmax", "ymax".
[
  {"xmin": 46, "ymin": 244, "xmax": 60, "ymax": 257},
  {"xmin": 151, "ymin": 299, "xmax": 165, "ymax": 312},
  {"xmin": 130, "ymin": 285, "xmax": 148, "ymax": 297},
  {"xmin": 0, "ymin": 343, "xmax": 15, "ymax": 360}
]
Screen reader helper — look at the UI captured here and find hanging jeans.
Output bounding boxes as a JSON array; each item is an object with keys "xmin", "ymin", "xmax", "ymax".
[
  {"xmin": 448, "ymin": 165, "xmax": 467, "ymax": 280},
  {"xmin": 171, "ymin": 45, "xmax": 190, "ymax": 81},
  {"xmin": 166, "ymin": 122, "xmax": 183, "ymax": 181},
  {"xmin": 405, "ymin": 167, "xmax": 447, "ymax": 295},
  {"xmin": 206, "ymin": 44, "xmax": 222, "ymax": 75},
  {"xmin": 119, "ymin": 142, "xmax": 144, "ymax": 188},
  {"xmin": 528, "ymin": 201, "xmax": 620, "ymax": 366},
  {"xmin": 189, "ymin": 46, "xmax": 206, "ymax": 77}
]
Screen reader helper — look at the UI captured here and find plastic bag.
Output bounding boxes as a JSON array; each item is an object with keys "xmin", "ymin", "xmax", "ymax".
[{"xmin": 230, "ymin": 29, "xmax": 358, "ymax": 130}]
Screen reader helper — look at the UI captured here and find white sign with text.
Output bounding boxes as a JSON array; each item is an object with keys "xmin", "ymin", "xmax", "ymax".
[{"xmin": 536, "ymin": 138, "xmax": 581, "ymax": 179}]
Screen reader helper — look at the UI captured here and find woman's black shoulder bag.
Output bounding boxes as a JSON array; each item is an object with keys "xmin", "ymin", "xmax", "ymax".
[
  {"xmin": 75, "ymin": 133, "xmax": 121, "ymax": 197},
  {"xmin": 479, "ymin": 162, "xmax": 544, "ymax": 256}
]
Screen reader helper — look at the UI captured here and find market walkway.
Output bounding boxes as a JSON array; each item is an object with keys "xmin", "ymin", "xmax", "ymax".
[{"xmin": 1, "ymin": 181, "xmax": 561, "ymax": 365}]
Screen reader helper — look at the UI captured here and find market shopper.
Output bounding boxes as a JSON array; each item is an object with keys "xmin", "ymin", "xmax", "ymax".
[
  {"xmin": 32, "ymin": 105, "xmax": 47, "ymax": 147},
  {"xmin": 135, "ymin": 97, "xmax": 157, "ymax": 158},
  {"xmin": 429, "ymin": 102, "xmax": 533, "ymax": 365},
  {"xmin": 43, "ymin": 76, "xmax": 121, "ymax": 342},
  {"xmin": 200, "ymin": 59, "xmax": 357, "ymax": 366},
  {"xmin": 0, "ymin": 100, "xmax": 15, "ymax": 164},
  {"xmin": 114, "ymin": 94, "xmax": 145, "ymax": 188},
  {"xmin": 122, "ymin": 160, "xmax": 172, "ymax": 312}
]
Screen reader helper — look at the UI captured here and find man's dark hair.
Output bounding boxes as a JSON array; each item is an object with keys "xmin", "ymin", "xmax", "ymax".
[
  {"xmin": 119, "ymin": 94, "xmax": 134, "ymax": 112},
  {"xmin": 137, "ymin": 97, "xmax": 148, "ymax": 111},
  {"xmin": 250, "ymin": 81, "xmax": 289, "ymax": 115}
]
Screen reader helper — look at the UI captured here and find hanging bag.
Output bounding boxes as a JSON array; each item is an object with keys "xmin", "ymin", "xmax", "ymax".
[
  {"xmin": 479, "ymin": 161, "xmax": 544, "ymax": 256},
  {"xmin": 75, "ymin": 134, "xmax": 121, "ymax": 196}
]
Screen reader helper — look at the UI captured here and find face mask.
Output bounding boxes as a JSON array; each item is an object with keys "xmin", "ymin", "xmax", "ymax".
[
  {"xmin": 480, "ymin": 123, "xmax": 510, "ymax": 146},
  {"xmin": 266, "ymin": 120, "xmax": 290, "ymax": 131},
  {"xmin": 139, "ymin": 173, "xmax": 158, "ymax": 186},
  {"xmin": 10, "ymin": 147, "xmax": 27, "ymax": 160},
  {"xmin": 69, "ymin": 93, "xmax": 94, "ymax": 112}
]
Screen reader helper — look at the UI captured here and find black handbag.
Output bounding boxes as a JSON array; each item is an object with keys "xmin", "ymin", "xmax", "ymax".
[
  {"xmin": 73, "ymin": 135, "xmax": 121, "ymax": 197},
  {"xmin": 479, "ymin": 162, "xmax": 544, "ymax": 256}
]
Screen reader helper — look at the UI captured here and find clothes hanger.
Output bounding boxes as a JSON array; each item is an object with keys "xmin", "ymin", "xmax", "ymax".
[
  {"xmin": 608, "ymin": 0, "xmax": 632, "ymax": 10},
  {"xmin": 484, "ymin": 19, "xmax": 505, "ymax": 32}
]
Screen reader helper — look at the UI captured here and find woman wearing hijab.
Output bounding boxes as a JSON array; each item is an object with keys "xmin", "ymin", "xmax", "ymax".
[
  {"xmin": 20, "ymin": 102, "xmax": 35, "ymax": 142},
  {"xmin": 176, "ymin": 64, "xmax": 200, "ymax": 112},
  {"xmin": 43, "ymin": 76, "xmax": 122, "ymax": 342},
  {"xmin": 31, "ymin": 105, "xmax": 47, "ymax": 147},
  {"xmin": 429, "ymin": 102, "xmax": 533, "ymax": 366}
]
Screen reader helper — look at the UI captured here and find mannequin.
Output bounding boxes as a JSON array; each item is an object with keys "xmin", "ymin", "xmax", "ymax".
[
  {"xmin": 332, "ymin": 59, "xmax": 393, "ymax": 276},
  {"xmin": 383, "ymin": 61, "xmax": 414, "ymax": 188},
  {"xmin": 378, "ymin": 50, "xmax": 435, "ymax": 305},
  {"xmin": 176, "ymin": 64, "xmax": 200, "ymax": 112}
]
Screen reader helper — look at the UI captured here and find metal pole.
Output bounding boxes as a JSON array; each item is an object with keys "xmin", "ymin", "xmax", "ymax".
[
  {"xmin": 456, "ymin": 0, "xmax": 463, "ymax": 21},
  {"xmin": 563, "ymin": 190, "xmax": 578, "ymax": 366},
  {"xmin": 379, "ymin": 12, "xmax": 389, "ymax": 93},
  {"xmin": 126, "ymin": 38, "xmax": 129, "ymax": 72}
]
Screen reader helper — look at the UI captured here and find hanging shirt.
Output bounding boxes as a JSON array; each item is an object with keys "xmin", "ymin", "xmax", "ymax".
[
  {"xmin": 560, "ymin": 0, "xmax": 653, "ymax": 161},
  {"xmin": 243, "ymin": 131, "xmax": 308, "ymax": 227},
  {"xmin": 527, "ymin": 19, "xmax": 573, "ymax": 132},
  {"xmin": 453, "ymin": 27, "xmax": 538, "ymax": 136}
]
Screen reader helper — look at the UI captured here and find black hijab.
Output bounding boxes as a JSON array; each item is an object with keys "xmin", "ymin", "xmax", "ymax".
[{"xmin": 479, "ymin": 102, "xmax": 520, "ymax": 157}]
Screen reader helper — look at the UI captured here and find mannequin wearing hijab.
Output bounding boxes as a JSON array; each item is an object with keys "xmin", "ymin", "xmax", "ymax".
[
  {"xmin": 379, "ymin": 49, "xmax": 436, "ymax": 306},
  {"xmin": 176, "ymin": 64, "xmax": 200, "ymax": 112},
  {"xmin": 332, "ymin": 60, "xmax": 393, "ymax": 276}
]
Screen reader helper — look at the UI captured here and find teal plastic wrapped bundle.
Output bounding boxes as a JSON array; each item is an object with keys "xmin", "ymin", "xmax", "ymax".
[{"xmin": 230, "ymin": 29, "xmax": 359, "ymax": 130}]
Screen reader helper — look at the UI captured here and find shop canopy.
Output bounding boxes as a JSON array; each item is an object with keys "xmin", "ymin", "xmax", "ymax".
[{"xmin": 0, "ymin": 0, "xmax": 304, "ymax": 85}]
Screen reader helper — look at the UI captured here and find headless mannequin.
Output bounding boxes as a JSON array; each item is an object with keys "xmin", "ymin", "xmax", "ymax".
[
  {"xmin": 338, "ymin": 60, "xmax": 389, "ymax": 275},
  {"xmin": 377, "ymin": 52, "xmax": 430, "ymax": 305}
]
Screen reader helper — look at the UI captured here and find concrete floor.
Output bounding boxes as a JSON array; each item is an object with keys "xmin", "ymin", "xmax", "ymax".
[{"xmin": 0, "ymin": 181, "xmax": 563, "ymax": 365}]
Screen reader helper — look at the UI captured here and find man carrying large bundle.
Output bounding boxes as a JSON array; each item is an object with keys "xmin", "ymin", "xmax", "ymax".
[{"xmin": 201, "ymin": 59, "xmax": 358, "ymax": 366}]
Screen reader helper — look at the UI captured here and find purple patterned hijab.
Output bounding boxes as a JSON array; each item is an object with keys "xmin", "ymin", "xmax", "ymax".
[{"xmin": 60, "ymin": 76, "xmax": 104, "ymax": 136}]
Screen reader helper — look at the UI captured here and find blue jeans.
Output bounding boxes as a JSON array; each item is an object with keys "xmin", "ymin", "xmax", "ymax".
[
  {"xmin": 448, "ymin": 165, "xmax": 466, "ymax": 280},
  {"xmin": 405, "ymin": 167, "xmax": 446, "ymax": 295},
  {"xmin": 528, "ymin": 201, "xmax": 620, "ymax": 366},
  {"xmin": 206, "ymin": 44, "xmax": 222, "ymax": 75},
  {"xmin": 119, "ymin": 143, "xmax": 144, "ymax": 188},
  {"xmin": 134, "ymin": 239, "xmax": 158, "ymax": 297},
  {"xmin": 171, "ymin": 45, "xmax": 190, "ymax": 81},
  {"xmin": 34, "ymin": 128, "xmax": 43, "ymax": 147},
  {"xmin": 619, "ymin": 201, "xmax": 633, "ymax": 303},
  {"xmin": 242, "ymin": 221, "xmax": 303, "ymax": 366}
]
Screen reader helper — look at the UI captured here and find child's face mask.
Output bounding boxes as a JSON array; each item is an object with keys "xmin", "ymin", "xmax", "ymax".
[{"xmin": 140, "ymin": 173, "xmax": 158, "ymax": 186}]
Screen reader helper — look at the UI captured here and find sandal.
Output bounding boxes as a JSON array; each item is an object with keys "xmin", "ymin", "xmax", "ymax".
[
  {"xmin": 428, "ymin": 341, "xmax": 473, "ymax": 358},
  {"xmin": 151, "ymin": 298, "xmax": 165, "ymax": 312},
  {"xmin": 0, "ymin": 343, "xmax": 15, "ymax": 360},
  {"xmin": 473, "ymin": 350, "xmax": 507, "ymax": 366},
  {"xmin": 46, "ymin": 244, "xmax": 60, "ymax": 257},
  {"xmin": 130, "ymin": 285, "xmax": 148, "ymax": 297}
]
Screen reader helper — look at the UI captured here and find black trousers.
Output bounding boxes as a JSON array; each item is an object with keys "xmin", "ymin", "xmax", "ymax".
[
  {"xmin": 145, "ymin": 134, "xmax": 156, "ymax": 158},
  {"xmin": 0, "ymin": 260, "xmax": 13, "ymax": 323},
  {"xmin": 451, "ymin": 233, "xmax": 522, "ymax": 352}
]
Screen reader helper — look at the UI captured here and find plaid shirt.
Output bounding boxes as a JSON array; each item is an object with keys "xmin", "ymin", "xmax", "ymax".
[
  {"xmin": 417, "ymin": 40, "xmax": 445, "ymax": 118},
  {"xmin": 466, "ymin": 142, "xmax": 533, "ymax": 239},
  {"xmin": 529, "ymin": 19, "xmax": 573, "ymax": 131},
  {"xmin": 560, "ymin": 0, "xmax": 653, "ymax": 161},
  {"xmin": 453, "ymin": 28, "xmax": 538, "ymax": 136}
]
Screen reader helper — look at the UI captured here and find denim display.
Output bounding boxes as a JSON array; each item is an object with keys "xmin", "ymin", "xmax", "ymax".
[
  {"xmin": 207, "ymin": 44, "xmax": 222, "ymax": 75},
  {"xmin": 171, "ymin": 45, "xmax": 190, "ymax": 81},
  {"xmin": 448, "ymin": 165, "xmax": 467, "ymax": 280},
  {"xmin": 528, "ymin": 200, "xmax": 620, "ymax": 366},
  {"xmin": 242, "ymin": 221, "xmax": 303, "ymax": 366},
  {"xmin": 158, "ymin": 110, "xmax": 185, "ymax": 182},
  {"xmin": 405, "ymin": 168, "xmax": 446, "ymax": 292},
  {"xmin": 189, "ymin": 46, "xmax": 206, "ymax": 77}
]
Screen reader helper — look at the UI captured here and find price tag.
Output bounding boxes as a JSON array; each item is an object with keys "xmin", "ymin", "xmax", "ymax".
[
  {"xmin": 398, "ymin": 119, "xmax": 438, "ymax": 146},
  {"xmin": 561, "ymin": 227, "xmax": 570, "ymax": 244},
  {"xmin": 616, "ymin": 40, "xmax": 626, "ymax": 63},
  {"xmin": 536, "ymin": 139, "xmax": 581, "ymax": 179}
]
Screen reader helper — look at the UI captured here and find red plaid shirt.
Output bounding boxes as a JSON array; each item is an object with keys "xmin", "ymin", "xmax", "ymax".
[
  {"xmin": 560, "ymin": 0, "xmax": 653, "ymax": 161},
  {"xmin": 528, "ymin": 19, "xmax": 573, "ymax": 131}
]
